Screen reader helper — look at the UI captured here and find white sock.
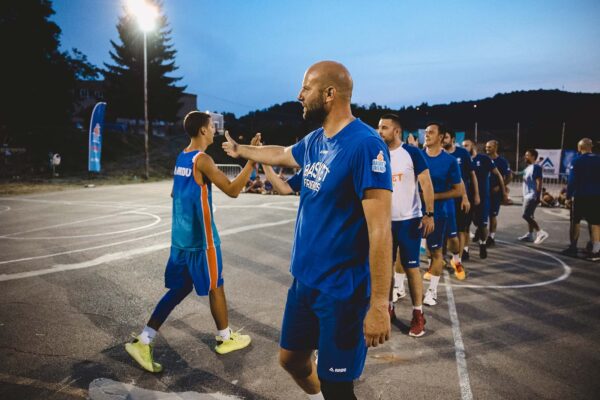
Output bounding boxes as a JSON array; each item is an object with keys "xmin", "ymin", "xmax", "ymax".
[
  {"xmin": 395, "ymin": 273, "xmax": 405, "ymax": 291},
  {"xmin": 428, "ymin": 275, "xmax": 440, "ymax": 292},
  {"xmin": 140, "ymin": 326, "xmax": 157, "ymax": 345},
  {"xmin": 490, "ymin": 232, "xmax": 496, "ymax": 239},
  {"xmin": 593, "ymin": 242, "xmax": 600, "ymax": 253},
  {"xmin": 308, "ymin": 393, "xmax": 325, "ymax": 400},
  {"xmin": 413, "ymin": 305, "xmax": 423, "ymax": 312},
  {"xmin": 464, "ymin": 246, "xmax": 469, "ymax": 252},
  {"xmin": 452, "ymin": 253, "xmax": 460, "ymax": 263},
  {"xmin": 218, "ymin": 327, "xmax": 231, "ymax": 340}
]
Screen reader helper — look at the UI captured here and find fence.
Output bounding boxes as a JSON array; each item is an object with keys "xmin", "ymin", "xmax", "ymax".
[
  {"xmin": 216, "ymin": 164, "xmax": 243, "ymax": 179},
  {"xmin": 510, "ymin": 173, "xmax": 567, "ymax": 197}
]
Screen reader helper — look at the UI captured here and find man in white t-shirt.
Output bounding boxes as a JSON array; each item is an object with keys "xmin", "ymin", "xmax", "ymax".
[{"xmin": 378, "ymin": 114, "xmax": 434, "ymax": 337}]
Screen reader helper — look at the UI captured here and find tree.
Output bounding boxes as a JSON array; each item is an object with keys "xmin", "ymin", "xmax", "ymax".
[
  {"xmin": 103, "ymin": 2, "xmax": 186, "ymax": 125},
  {"xmin": 0, "ymin": 0, "xmax": 98, "ymax": 144}
]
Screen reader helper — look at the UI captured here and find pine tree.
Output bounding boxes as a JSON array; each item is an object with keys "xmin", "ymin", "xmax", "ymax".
[{"xmin": 103, "ymin": 2, "xmax": 186, "ymax": 125}]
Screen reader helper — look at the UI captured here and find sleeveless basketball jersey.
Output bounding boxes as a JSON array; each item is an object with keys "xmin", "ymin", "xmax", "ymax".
[{"xmin": 171, "ymin": 150, "xmax": 221, "ymax": 250}]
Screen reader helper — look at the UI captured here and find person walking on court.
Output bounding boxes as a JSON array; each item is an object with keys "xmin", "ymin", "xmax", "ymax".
[
  {"xmin": 125, "ymin": 111, "xmax": 257, "ymax": 373},
  {"xmin": 519, "ymin": 149, "xmax": 549, "ymax": 244},
  {"xmin": 421, "ymin": 123, "xmax": 463, "ymax": 306},
  {"xmin": 223, "ymin": 61, "xmax": 393, "ymax": 400},
  {"xmin": 377, "ymin": 113, "xmax": 434, "ymax": 337},
  {"xmin": 485, "ymin": 140, "xmax": 512, "ymax": 246},
  {"xmin": 563, "ymin": 138, "xmax": 600, "ymax": 260}
]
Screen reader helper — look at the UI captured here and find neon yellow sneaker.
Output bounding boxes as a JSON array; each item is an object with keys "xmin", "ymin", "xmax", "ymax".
[
  {"xmin": 215, "ymin": 330, "xmax": 251, "ymax": 355},
  {"xmin": 125, "ymin": 336, "xmax": 163, "ymax": 373}
]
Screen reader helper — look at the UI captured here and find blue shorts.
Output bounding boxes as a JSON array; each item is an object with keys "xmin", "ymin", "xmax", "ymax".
[
  {"xmin": 280, "ymin": 278, "xmax": 369, "ymax": 382},
  {"xmin": 165, "ymin": 246, "xmax": 223, "ymax": 296},
  {"xmin": 523, "ymin": 197, "xmax": 538, "ymax": 220},
  {"xmin": 426, "ymin": 216, "xmax": 448, "ymax": 251},
  {"xmin": 473, "ymin": 198, "xmax": 490, "ymax": 228},
  {"xmin": 490, "ymin": 191, "xmax": 502, "ymax": 217},
  {"xmin": 392, "ymin": 218, "xmax": 421, "ymax": 268},
  {"xmin": 445, "ymin": 203, "xmax": 458, "ymax": 239}
]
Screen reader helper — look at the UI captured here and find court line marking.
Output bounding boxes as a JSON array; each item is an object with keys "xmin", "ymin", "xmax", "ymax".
[
  {"xmin": 0, "ymin": 211, "xmax": 162, "ymax": 240},
  {"xmin": 0, "ymin": 205, "xmax": 10, "ymax": 214},
  {"xmin": 444, "ymin": 270, "xmax": 474, "ymax": 400},
  {"xmin": 443, "ymin": 240, "xmax": 572, "ymax": 289},
  {"xmin": 0, "ymin": 218, "xmax": 296, "ymax": 282}
]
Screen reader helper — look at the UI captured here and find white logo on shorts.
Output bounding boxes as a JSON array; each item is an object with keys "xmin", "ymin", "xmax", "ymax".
[{"xmin": 329, "ymin": 367, "xmax": 347, "ymax": 373}]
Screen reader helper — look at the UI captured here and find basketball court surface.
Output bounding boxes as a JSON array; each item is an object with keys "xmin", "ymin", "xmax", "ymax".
[{"xmin": 0, "ymin": 181, "xmax": 598, "ymax": 399}]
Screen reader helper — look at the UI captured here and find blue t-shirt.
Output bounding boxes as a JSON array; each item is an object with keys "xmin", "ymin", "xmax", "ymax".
[
  {"xmin": 286, "ymin": 170, "xmax": 302, "ymax": 192},
  {"xmin": 490, "ymin": 156, "xmax": 511, "ymax": 189},
  {"xmin": 472, "ymin": 153, "xmax": 496, "ymax": 200},
  {"xmin": 567, "ymin": 153, "xmax": 600, "ymax": 198},
  {"xmin": 523, "ymin": 163, "xmax": 543, "ymax": 200},
  {"xmin": 448, "ymin": 146, "xmax": 473, "ymax": 195},
  {"xmin": 290, "ymin": 118, "xmax": 392, "ymax": 299},
  {"xmin": 421, "ymin": 149, "xmax": 461, "ymax": 217}
]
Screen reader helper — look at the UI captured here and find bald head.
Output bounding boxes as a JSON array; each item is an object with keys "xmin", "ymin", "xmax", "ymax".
[
  {"xmin": 578, "ymin": 138, "xmax": 593, "ymax": 153},
  {"xmin": 304, "ymin": 61, "xmax": 353, "ymax": 101}
]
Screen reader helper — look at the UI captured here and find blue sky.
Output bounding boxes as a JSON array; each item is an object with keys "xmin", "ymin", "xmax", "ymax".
[{"xmin": 52, "ymin": 0, "xmax": 600, "ymax": 117}]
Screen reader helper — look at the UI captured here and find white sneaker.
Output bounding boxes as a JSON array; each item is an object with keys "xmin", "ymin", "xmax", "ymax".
[
  {"xmin": 392, "ymin": 287, "xmax": 406, "ymax": 303},
  {"xmin": 534, "ymin": 230, "xmax": 549, "ymax": 244},
  {"xmin": 423, "ymin": 289, "xmax": 438, "ymax": 306},
  {"xmin": 518, "ymin": 233, "xmax": 534, "ymax": 242}
]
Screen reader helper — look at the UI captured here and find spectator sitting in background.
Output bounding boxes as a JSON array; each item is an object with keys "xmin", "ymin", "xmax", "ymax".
[
  {"xmin": 245, "ymin": 175, "xmax": 264, "ymax": 194},
  {"xmin": 263, "ymin": 178, "xmax": 273, "ymax": 195},
  {"xmin": 558, "ymin": 187, "xmax": 568, "ymax": 208},
  {"xmin": 540, "ymin": 188, "xmax": 556, "ymax": 207}
]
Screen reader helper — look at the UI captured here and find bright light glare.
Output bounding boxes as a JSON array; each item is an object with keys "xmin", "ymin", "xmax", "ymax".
[{"xmin": 127, "ymin": 0, "xmax": 158, "ymax": 32}]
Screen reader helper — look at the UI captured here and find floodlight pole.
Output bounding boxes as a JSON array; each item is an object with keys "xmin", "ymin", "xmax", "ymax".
[
  {"xmin": 143, "ymin": 30, "xmax": 150, "ymax": 180},
  {"xmin": 515, "ymin": 122, "xmax": 520, "ymax": 172}
]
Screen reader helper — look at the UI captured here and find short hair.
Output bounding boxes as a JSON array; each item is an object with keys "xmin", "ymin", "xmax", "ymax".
[
  {"xmin": 445, "ymin": 128, "xmax": 456, "ymax": 140},
  {"xmin": 183, "ymin": 111, "xmax": 211, "ymax": 138},
  {"xmin": 380, "ymin": 113, "xmax": 402, "ymax": 131},
  {"xmin": 526, "ymin": 148, "xmax": 538, "ymax": 158},
  {"xmin": 426, "ymin": 122, "xmax": 445, "ymax": 135}
]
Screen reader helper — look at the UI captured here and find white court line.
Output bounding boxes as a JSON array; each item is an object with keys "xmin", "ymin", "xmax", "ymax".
[
  {"xmin": 446, "ymin": 240, "xmax": 572, "ymax": 289},
  {"xmin": 0, "ymin": 218, "xmax": 296, "ymax": 281},
  {"xmin": 444, "ymin": 270, "xmax": 474, "ymax": 400},
  {"xmin": 0, "ymin": 211, "xmax": 161, "ymax": 240},
  {"xmin": 0, "ymin": 205, "xmax": 10, "ymax": 214}
]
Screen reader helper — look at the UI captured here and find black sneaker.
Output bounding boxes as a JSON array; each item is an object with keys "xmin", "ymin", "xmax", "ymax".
[
  {"xmin": 479, "ymin": 243, "xmax": 487, "ymax": 259},
  {"xmin": 462, "ymin": 249, "xmax": 470, "ymax": 261},
  {"xmin": 587, "ymin": 252, "xmax": 600, "ymax": 261},
  {"xmin": 561, "ymin": 246, "xmax": 578, "ymax": 257},
  {"xmin": 486, "ymin": 236, "xmax": 496, "ymax": 247}
]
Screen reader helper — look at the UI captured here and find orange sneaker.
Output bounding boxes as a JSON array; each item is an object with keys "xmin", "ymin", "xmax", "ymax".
[{"xmin": 451, "ymin": 259, "xmax": 466, "ymax": 280}]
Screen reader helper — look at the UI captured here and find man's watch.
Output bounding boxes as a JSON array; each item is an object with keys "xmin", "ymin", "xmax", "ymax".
[{"xmin": 424, "ymin": 211, "xmax": 434, "ymax": 218}]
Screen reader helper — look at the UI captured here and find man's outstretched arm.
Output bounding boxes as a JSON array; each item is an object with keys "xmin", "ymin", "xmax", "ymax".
[{"xmin": 222, "ymin": 132, "xmax": 299, "ymax": 168}]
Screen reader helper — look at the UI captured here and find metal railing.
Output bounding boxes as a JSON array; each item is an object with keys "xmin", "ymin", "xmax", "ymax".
[{"xmin": 216, "ymin": 164, "xmax": 243, "ymax": 179}]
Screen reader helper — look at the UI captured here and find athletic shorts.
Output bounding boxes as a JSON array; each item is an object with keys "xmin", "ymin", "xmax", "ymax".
[
  {"xmin": 454, "ymin": 198, "xmax": 472, "ymax": 232},
  {"xmin": 445, "ymin": 202, "xmax": 458, "ymax": 239},
  {"xmin": 473, "ymin": 197, "xmax": 490, "ymax": 228},
  {"xmin": 280, "ymin": 278, "xmax": 369, "ymax": 382},
  {"xmin": 165, "ymin": 246, "xmax": 223, "ymax": 296},
  {"xmin": 391, "ymin": 218, "xmax": 422, "ymax": 268},
  {"xmin": 426, "ymin": 216, "xmax": 448, "ymax": 251},
  {"xmin": 572, "ymin": 196, "xmax": 600, "ymax": 225},
  {"xmin": 522, "ymin": 197, "xmax": 538, "ymax": 220},
  {"xmin": 490, "ymin": 191, "xmax": 503, "ymax": 217}
]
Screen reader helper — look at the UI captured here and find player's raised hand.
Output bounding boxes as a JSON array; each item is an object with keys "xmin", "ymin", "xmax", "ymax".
[
  {"xmin": 250, "ymin": 132, "xmax": 262, "ymax": 146},
  {"xmin": 222, "ymin": 130, "xmax": 240, "ymax": 158}
]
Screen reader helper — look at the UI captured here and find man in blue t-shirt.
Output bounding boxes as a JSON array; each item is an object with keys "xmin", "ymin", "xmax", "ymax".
[
  {"xmin": 223, "ymin": 61, "xmax": 393, "ymax": 400},
  {"xmin": 519, "ymin": 149, "xmax": 549, "ymax": 244},
  {"xmin": 463, "ymin": 140, "xmax": 507, "ymax": 259},
  {"xmin": 421, "ymin": 123, "xmax": 463, "ymax": 306},
  {"xmin": 443, "ymin": 129, "xmax": 478, "ymax": 272},
  {"xmin": 485, "ymin": 140, "xmax": 512, "ymax": 246},
  {"xmin": 563, "ymin": 138, "xmax": 600, "ymax": 260}
]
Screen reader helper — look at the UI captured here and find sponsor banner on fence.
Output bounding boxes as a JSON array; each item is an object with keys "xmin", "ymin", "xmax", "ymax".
[
  {"xmin": 535, "ymin": 149, "xmax": 561, "ymax": 179},
  {"xmin": 88, "ymin": 102, "xmax": 107, "ymax": 172},
  {"xmin": 560, "ymin": 150, "xmax": 578, "ymax": 176}
]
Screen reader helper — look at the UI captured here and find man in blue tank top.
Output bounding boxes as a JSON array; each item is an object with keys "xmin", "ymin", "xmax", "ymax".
[
  {"xmin": 223, "ymin": 61, "xmax": 392, "ymax": 400},
  {"xmin": 125, "ymin": 111, "xmax": 258, "ymax": 373}
]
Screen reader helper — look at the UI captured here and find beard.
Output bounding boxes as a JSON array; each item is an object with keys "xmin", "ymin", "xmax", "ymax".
[
  {"xmin": 442, "ymin": 142, "xmax": 452, "ymax": 150},
  {"xmin": 302, "ymin": 98, "xmax": 327, "ymax": 124}
]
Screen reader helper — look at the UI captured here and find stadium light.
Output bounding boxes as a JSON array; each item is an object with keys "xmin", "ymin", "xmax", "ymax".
[{"xmin": 126, "ymin": 0, "xmax": 158, "ymax": 179}]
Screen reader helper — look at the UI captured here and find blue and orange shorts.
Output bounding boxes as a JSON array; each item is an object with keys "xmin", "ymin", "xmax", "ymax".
[{"xmin": 165, "ymin": 246, "xmax": 223, "ymax": 296}]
